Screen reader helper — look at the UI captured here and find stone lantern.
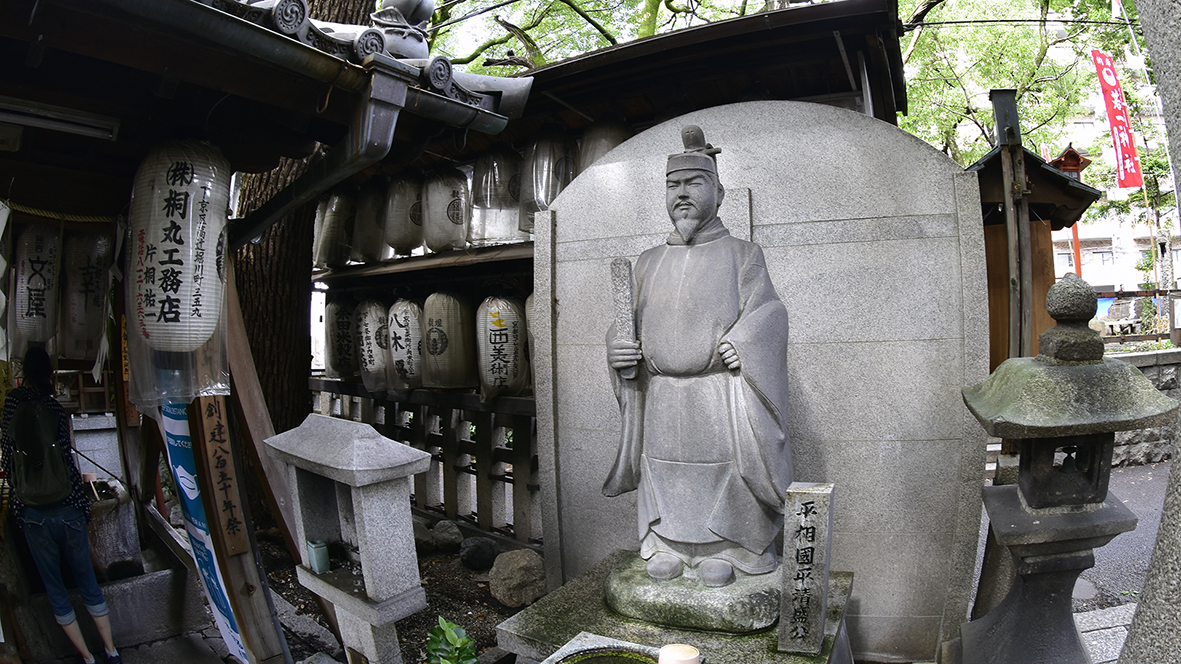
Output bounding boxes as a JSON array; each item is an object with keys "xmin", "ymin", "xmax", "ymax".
[
  {"xmin": 266, "ymin": 414, "xmax": 431, "ymax": 664},
  {"xmin": 955, "ymin": 274, "xmax": 1178, "ymax": 664}
]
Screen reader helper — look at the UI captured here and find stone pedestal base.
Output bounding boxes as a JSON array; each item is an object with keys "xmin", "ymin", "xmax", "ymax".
[
  {"xmin": 496, "ymin": 550, "xmax": 853, "ymax": 664},
  {"xmin": 297, "ymin": 565, "xmax": 426, "ymax": 664},
  {"xmin": 604, "ymin": 552, "xmax": 779, "ymax": 633},
  {"xmin": 952, "ymin": 486, "xmax": 1137, "ymax": 664}
]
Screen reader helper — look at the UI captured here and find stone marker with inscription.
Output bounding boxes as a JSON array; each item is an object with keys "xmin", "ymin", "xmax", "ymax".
[{"xmin": 780, "ymin": 483, "xmax": 835, "ymax": 655}]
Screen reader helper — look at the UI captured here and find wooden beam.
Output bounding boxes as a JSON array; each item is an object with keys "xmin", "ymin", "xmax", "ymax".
[
  {"xmin": 227, "ymin": 257, "xmax": 342, "ymax": 643},
  {"xmin": 226, "ymin": 259, "xmax": 298, "ymax": 556}
]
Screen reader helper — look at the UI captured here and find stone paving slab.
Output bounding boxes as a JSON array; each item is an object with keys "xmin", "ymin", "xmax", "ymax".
[
  {"xmin": 1080, "ymin": 626, "xmax": 1128, "ymax": 664},
  {"xmin": 1074, "ymin": 603, "xmax": 1138, "ymax": 633},
  {"xmin": 119, "ymin": 632, "xmax": 223, "ymax": 664}
]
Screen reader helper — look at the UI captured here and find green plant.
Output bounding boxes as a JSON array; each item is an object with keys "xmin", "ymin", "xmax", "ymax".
[
  {"xmin": 1138, "ymin": 297, "xmax": 1159, "ymax": 332},
  {"xmin": 1134, "ymin": 247, "xmax": 1158, "ymax": 290},
  {"xmin": 426, "ymin": 617, "xmax": 478, "ymax": 664}
]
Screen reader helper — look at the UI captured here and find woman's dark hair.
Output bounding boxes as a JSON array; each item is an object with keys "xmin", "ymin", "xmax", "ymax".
[{"xmin": 22, "ymin": 346, "xmax": 55, "ymax": 396}]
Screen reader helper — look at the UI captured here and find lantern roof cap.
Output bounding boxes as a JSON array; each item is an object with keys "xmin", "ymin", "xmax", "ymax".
[
  {"xmin": 265, "ymin": 413, "xmax": 430, "ymax": 487},
  {"xmin": 963, "ymin": 275, "xmax": 1178, "ymax": 438}
]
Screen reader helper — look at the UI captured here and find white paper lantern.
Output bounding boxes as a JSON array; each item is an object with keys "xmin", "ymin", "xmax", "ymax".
[
  {"xmin": 469, "ymin": 144, "xmax": 528, "ymax": 247},
  {"xmin": 476, "ymin": 295, "xmax": 529, "ymax": 402},
  {"xmin": 355, "ymin": 299, "xmax": 391, "ymax": 393},
  {"xmin": 519, "ymin": 127, "xmax": 577, "ymax": 233},
  {"xmin": 421, "ymin": 292, "xmax": 476, "ymax": 389},
  {"xmin": 387, "ymin": 299, "xmax": 424, "ymax": 391},
  {"xmin": 312, "ymin": 196, "xmax": 330, "ymax": 268},
  {"xmin": 325, "ymin": 297, "xmax": 358, "ymax": 378},
  {"xmin": 61, "ymin": 231, "xmax": 113, "ymax": 359},
  {"xmin": 577, "ymin": 117, "xmax": 634, "ymax": 173},
  {"xmin": 314, "ymin": 188, "xmax": 355, "ymax": 268},
  {"xmin": 383, "ymin": 172, "xmax": 423, "ymax": 255},
  {"xmin": 14, "ymin": 226, "xmax": 62, "ymax": 343},
  {"xmin": 351, "ymin": 179, "xmax": 389, "ymax": 263},
  {"xmin": 127, "ymin": 141, "xmax": 229, "ymax": 353},
  {"xmin": 422, "ymin": 168, "xmax": 470, "ymax": 253}
]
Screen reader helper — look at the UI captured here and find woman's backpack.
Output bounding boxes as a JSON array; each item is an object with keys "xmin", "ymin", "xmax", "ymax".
[{"xmin": 9, "ymin": 397, "xmax": 72, "ymax": 507}]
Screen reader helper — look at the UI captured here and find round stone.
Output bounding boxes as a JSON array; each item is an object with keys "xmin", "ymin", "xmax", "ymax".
[{"xmin": 1046, "ymin": 273, "xmax": 1097, "ymax": 323}]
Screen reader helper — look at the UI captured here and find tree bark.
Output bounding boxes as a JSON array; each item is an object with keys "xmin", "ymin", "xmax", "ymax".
[{"xmin": 234, "ymin": 156, "xmax": 316, "ymax": 438}]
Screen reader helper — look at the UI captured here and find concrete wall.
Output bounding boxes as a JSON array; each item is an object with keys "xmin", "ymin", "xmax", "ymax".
[{"xmin": 534, "ymin": 101, "xmax": 990, "ymax": 663}]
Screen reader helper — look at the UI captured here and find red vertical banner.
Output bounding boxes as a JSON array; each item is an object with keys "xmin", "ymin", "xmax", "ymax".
[{"xmin": 1093, "ymin": 49, "xmax": 1144, "ymax": 188}]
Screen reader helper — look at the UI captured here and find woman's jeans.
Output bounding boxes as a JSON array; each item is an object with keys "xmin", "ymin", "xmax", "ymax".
[{"xmin": 17, "ymin": 504, "xmax": 108, "ymax": 625}]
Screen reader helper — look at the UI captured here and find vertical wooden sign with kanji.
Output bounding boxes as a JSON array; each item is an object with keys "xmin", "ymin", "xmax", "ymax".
[{"xmin": 195, "ymin": 396, "xmax": 248, "ymax": 555}]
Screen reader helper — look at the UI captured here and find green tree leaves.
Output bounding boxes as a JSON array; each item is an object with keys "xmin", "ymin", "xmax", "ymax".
[{"xmin": 898, "ymin": 0, "xmax": 1104, "ymax": 166}]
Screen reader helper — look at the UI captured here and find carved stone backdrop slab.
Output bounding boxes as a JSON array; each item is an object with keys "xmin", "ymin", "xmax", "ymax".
[{"xmin": 534, "ymin": 100, "xmax": 989, "ymax": 663}]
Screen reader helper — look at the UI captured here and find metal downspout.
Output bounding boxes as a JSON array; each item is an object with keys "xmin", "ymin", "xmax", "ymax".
[{"xmin": 229, "ymin": 65, "xmax": 408, "ymax": 249}]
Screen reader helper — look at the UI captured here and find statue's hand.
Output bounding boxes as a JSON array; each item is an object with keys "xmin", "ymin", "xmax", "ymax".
[
  {"xmin": 608, "ymin": 338, "xmax": 643, "ymax": 372},
  {"xmin": 719, "ymin": 340, "xmax": 741, "ymax": 370}
]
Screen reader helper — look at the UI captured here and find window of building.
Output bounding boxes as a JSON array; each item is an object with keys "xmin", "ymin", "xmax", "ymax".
[
  {"xmin": 1096, "ymin": 251, "xmax": 1115, "ymax": 266},
  {"xmin": 1056, "ymin": 252, "xmax": 1074, "ymax": 268}
]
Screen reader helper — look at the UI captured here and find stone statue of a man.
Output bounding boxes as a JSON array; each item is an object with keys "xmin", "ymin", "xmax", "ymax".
[{"xmin": 604, "ymin": 125, "xmax": 792, "ymax": 588}]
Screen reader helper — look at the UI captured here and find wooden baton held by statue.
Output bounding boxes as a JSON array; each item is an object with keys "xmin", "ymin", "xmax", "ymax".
[{"xmin": 611, "ymin": 257, "xmax": 638, "ymax": 380}]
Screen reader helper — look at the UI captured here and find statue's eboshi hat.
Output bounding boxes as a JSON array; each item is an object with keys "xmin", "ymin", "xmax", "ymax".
[{"xmin": 666, "ymin": 125, "xmax": 721, "ymax": 176}]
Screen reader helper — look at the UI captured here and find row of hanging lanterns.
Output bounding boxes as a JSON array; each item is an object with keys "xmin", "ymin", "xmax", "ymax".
[
  {"xmin": 325, "ymin": 291, "xmax": 531, "ymax": 401},
  {"xmin": 11, "ymin": 226, "xmax": 114, "ymax": 361},
  {"xmin": 9, "ymin": 139, "xmax": 229, "ymax": 409},
  {"xmin": 312, "ymin": 117, "xmax": 634, "ymax": 267}
]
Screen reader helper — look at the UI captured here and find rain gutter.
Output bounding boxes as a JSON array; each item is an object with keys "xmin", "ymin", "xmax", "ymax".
[{"xmin": 62, "ymin": 0, "xmax": 517, "ymax": 249}]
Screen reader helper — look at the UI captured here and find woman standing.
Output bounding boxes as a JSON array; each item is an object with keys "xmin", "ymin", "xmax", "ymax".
[{"xmin": 0, "ymin": 347, "xmax": 122, "ymax": 664}]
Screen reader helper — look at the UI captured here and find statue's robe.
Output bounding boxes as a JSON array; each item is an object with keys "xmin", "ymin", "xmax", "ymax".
[{"xmin": 604, "ymin": 217, "xmax": 792, "ymax": 574}]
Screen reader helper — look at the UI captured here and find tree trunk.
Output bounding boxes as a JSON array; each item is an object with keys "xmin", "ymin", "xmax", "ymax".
[
  {"xmin": 230, "ymin": 1, "xmax": 374, "ymax": 526},
  {"xmin": 234, "ymin": 156, "xmax": 316, "ymax": 438}
]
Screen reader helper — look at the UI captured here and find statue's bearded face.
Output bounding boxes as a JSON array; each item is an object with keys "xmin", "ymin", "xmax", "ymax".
[{"xmin": 666, "ymin": 170, "xmax": 724, "ymax": 241}]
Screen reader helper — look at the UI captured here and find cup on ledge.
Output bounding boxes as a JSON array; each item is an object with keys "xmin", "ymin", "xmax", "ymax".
[{"xmin": 658, "ymin": 644, "xmax": 700, "ymax": 664}]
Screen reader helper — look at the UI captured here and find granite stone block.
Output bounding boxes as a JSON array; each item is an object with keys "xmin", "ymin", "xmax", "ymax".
[
  {"xmin": 753, "ymin": 214, "xmax": 957, "ymax": 249},
  {"xmin": 556, "ymin": 233, "xmax": 670, "ymax": 264},
  {"xmin": 296, "ymin": 566, "xmax": 427, "ymax": 626},
  {"xmin": 266, "ymin": 413, "xmax": 431, "ymax": 487},
  {"xmin": 538, "ymin": 632, "xmax": 661, "ymax": 664},
  {"xmin": 786, "ymin": 340, "xmax": 965, "ymax": 442},
  {"xmin": 791, "ymin": 439, "xmax": 961, "ymax": 533},
  {"xmin": 353, "ymin": 478, "xmax": 420, "ymax": 602},
  {"xmin": 1074, "ymin": 603, "xmax": 1137, "ymax": 633},
  {"xmin": 337, "ymin": 607, "xmax": 404, "ymax": 664},
  {"xmin": 21, "ymin": 569, "xmax": 210, "ymax": 661},
  {"xmin": 1081, "ymin": 626, "xmax": 1127, "ymax": 664},
  {"xmin": 761, "ymin": 238, "xmax": 964, "ymax": 344},
  {"xmin": 828, "ymin": 531, "xmax": 953, "ymax": 620},
  {"xmin": 497, "ymin": 550, "xmax": 853, "ymax": 664},
  {"xmin": 781, "ymin": 483, "xmax": 835, "ymax": 654},
  {"xmin": 293, "ymin": 468, "xmax": 342, "ymax": 562},
  {"xmin": 553, "ymin": 345, "xmax": 622, "ymax": 430},
  {"xmin": 843, "ymin": 614, "xmax": 942, "ymax": 663},
  {"xmin": 605, "ymin": 553, "xmax": 780, "ymax": 632}
]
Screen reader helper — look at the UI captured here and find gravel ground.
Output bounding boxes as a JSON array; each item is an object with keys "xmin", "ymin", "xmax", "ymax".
[{"xmin": 256, "ymin": 530, "xmax": 521, "ymax": 662}]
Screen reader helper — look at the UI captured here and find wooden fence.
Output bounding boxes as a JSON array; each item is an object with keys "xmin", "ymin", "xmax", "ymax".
[{"xmin": 309, "ymin": 378, "xmax": 541, "ymax": 545}]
